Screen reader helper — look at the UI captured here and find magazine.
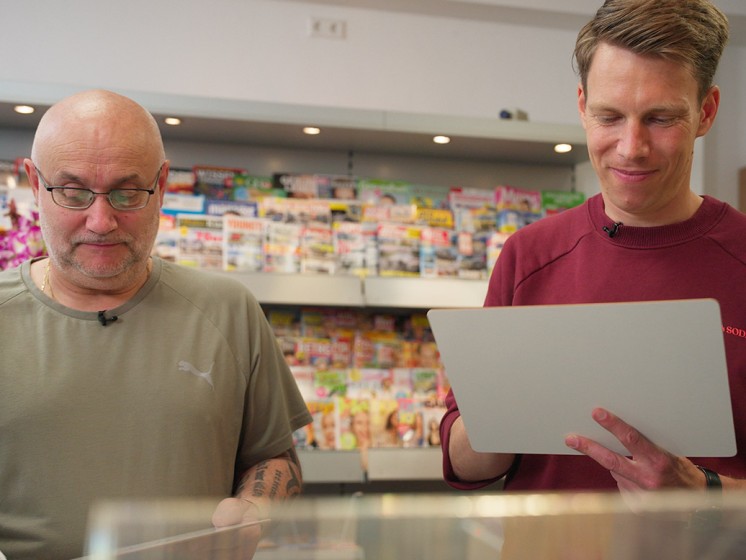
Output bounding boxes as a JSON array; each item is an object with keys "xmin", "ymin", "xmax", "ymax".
[
  {"xmin": 264, "ymin": 221, "xmax": 301, "ymax": 273},
  {"xmin": 176, "ymin": 214, "xmax": 224, "ymax": 269},
  {"xmin": 222, "ymin": 215, "xmax": 266, "ymax": 272}
]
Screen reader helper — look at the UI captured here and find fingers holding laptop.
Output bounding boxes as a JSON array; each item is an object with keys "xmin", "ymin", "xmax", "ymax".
[{"xmin": 565, "ymin": 407, "xmax": 703, "ymax": 491}]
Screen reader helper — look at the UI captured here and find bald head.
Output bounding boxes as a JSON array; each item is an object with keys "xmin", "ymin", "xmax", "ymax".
[{"xmin": 31, "ymin": 90, "xmax": 165, "ymax": 169}]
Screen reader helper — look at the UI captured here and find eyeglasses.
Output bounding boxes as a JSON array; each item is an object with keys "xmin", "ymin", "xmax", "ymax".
[{"xmin": 34, "ymin": 164, "xmax": 163, "ymax": 211}]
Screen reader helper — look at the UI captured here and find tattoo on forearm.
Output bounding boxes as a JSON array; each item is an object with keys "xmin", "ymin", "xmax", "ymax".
[{"xmin": 240, "ymin": 448, "xmax": 303, "ymax": 501}]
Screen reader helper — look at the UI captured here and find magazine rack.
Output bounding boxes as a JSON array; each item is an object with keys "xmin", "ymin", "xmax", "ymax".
[{"xmin": 82, "ymin": 490, "xmax": 746, "ymax": 559}]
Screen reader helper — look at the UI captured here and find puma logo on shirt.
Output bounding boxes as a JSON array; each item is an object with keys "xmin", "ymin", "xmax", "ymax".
[{"xmin": 177, "ymin": 360, "xmax": 215, "ymax": 389}]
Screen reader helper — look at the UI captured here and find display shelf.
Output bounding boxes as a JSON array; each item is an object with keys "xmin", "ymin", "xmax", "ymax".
[
  {"xmin": 367, "ymin": 447, "xmax": 442, "ymax": 481},
  {"xmin": 215, "ymin": 271, "xmax": 487, "ymax": 309},
  {"xmin": 363, "ymin": 276, "xmax": 486, "ymax": 309},
  {"xmin": 298, "ymin": 450, "xmax": 366, "ymax": 484},
  {"xmin": 298, "ymin": 447, "xmax": 443, "ymax": 484},
  {"xmin": 216, "ymin": 271, "xmax": 365, "ymax": 307}
]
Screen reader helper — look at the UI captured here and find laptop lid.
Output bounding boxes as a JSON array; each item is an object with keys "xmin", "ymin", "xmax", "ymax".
[{"xmin": 428, "ymin": 299, "xmax": 736, "ymax": 457}]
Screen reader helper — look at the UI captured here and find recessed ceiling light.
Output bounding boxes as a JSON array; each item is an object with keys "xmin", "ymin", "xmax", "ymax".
[
  {"xmin": 554, "ymin": 143, "xmax": 572, "ymax": 154},
  {"xmin": 164, "ymin": 117, "xmax": 182, "ymax": 126},
  {"xmin": 433, "ymin": 135, "xmax": 450, "ymax": 144},
  {"xmin": 303, "ymin": 126, "xmax": 321, "ymax": 135},
  {"xmin": 14, "ymin": 105, "xmax": 35, "ymax": 115}
]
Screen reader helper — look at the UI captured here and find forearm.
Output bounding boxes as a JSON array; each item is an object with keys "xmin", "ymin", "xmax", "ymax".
[
  {"xmin": 212, "ymin": 447, "xmax": 303, "ymax": 529},
  {"xmin": 449, "ymin": 416, "xmax": 514, "ymax": 482},
  {"xmin": 235, "ymin": 448, "xmax": 303, "ymax": 509}
]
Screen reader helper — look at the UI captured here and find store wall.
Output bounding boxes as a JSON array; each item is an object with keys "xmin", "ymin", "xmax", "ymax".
[
  {"xmin": 2, "ymin": 0, "xmax": 580, "ymax": 123},
  {"xmin": 1, "ymin": 0, "xmax": 743, "ymax": 204}
]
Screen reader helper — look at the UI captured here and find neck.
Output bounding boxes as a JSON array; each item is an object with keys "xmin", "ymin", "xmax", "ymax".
[
  {"xmin": 40, "ymin": 257, "xmax": 153, "ymax": 312},
  {"xmin": 603, "ymin": 192, "xmax": 703, "ymax": 227}
]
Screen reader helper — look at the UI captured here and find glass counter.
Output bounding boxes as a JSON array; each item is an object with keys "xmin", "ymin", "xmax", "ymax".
[{"xmin": 82, "ymin": 490, "xmax": 746, "ymax": 559}]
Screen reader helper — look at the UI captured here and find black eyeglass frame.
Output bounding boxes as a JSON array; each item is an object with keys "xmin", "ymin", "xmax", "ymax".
[{"xmin": 33, "ymin": 164, "xmax": 164, "ymax": 211}]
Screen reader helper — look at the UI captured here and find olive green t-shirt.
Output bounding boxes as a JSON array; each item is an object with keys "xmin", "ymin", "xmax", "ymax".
[{"xmin": 0, "ymin": 257, "xmax": 311, "ymax": 559}]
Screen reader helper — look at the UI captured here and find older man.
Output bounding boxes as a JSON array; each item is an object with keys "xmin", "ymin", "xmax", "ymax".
[{"xmin": 0, "ymin": 90, "xmax": 311, "ymax": 559}]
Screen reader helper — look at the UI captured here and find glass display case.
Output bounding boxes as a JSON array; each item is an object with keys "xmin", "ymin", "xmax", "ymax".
[{"xmin": 82, "ymin": 490, "xmax": 746, "ymax": 560}]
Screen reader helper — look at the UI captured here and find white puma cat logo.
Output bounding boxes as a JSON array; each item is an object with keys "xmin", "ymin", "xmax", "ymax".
[{"xmin": 178, "ymin": 361, "xmax": 215, "ymax": 389}]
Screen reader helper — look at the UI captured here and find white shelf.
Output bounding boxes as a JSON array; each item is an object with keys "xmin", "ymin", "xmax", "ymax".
[
  {"xmin": 364, "ymin": 276, "xmax": 486, "ymax": 309},
  {"xmin": 215, "ymin": 271, "xmax": 487, "ymax": 309},
  {"xmin": 216, "ymin": 272, "xmax": 364, "ymax": 307},
  {"xmin": 298, "ymin": 450, "xmax": 366, "ymax": 484},
  {"xmin": 298, "ymin": 448, "xmax": 443, "ymax": 483},
  {"xmin": 367, "ymin": 448, "xmax": 442, "ymax": 481}
]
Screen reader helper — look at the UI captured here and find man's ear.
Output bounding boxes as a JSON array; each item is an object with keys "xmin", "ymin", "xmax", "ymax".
[
  {"xmin": 157, "ymin": 160, "xmax": 171, "ymax": 206},
  {"xmin": 696, "ymin": 85, "xmax": 720, "ymax": 138},
  {"xmin": 23, "ymin": 158, "xmax": 40, "ymax": 200},
  {"xmin": 577, "ymin": 83, "xmax": 588, "ymax": 130}
]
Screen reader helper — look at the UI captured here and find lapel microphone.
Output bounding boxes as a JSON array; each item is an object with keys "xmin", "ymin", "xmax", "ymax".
[
  {"xmin": 602, "ymin": 221, "xmax": 623, "ymax": 238},
  {"xmin": 98, "ymin": 310, "xmax": 119, "ymax": 326}
]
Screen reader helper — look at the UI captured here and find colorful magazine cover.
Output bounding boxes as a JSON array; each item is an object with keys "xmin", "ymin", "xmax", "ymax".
[
  {"xmin": 376, "ymin": 223, "xmax": 422, "ymax": 277},
  {"xmin": 153, "ymin": 213, "xmax": 179, "ymax": 262},
  {"xmin": 313, "ymin": 369, "xmax": 347, "ymax": 400},
  {"xmin": 494, "ymin": 184, "xmax": 542, "ymax": 213},
  {"xmin": 222, "ymin": 215, "xmax": 266, "ymax": 272},
  {"xmin": 421, "ymin": 403, "xmax": 446, "ymax": 447},
  {"xmin": 260, "ymin": 196, "xmax": 332, "ymax": 225},
  {"xmin": 420, "ymin": 227, "xmax": 458, "ymax": 278},
  {"xmin": 362, "ymin": 203, "xmax": 417, "ymax": 224},
  {"xmin": 300, "ymin": 221, "xmax": 336, "ymax": 274},
  {"xmin": 411, "ymin": 368, "xmax": 439, "ymax": 402},
  {"xmin": 337, "ymin": 397, "xmax": 372, "ymax": 450},
  {"xmin": 385, "ymin": 368, "xmax": 414, "ymax": 400},
  {"xmin": 273, "ymin": 173, "xmax": 342, "ymax": 199},
  {"xmin": 297, "ymin": 399, "xmax": 337, "ymax": 450},
  {"xmin": 229, "ymin": 174, "xmax": 282, "ymax": 202},
  {"xmin": 352, "ymin": 331, "xmax": 401, "ymax": 369},
  {"xmin": 295, "ymin": 337, "xmax": 333, "ymax": 369},
  {"xmin": 346, "ymin": 368, "xmax": 390, "ymax": 399},
  {"xmin": 370, "ymin": 398, "xmax": 401, "ymax": 448},
  {"xmin": 333, "ymin": 221, "xmax": 378, "ymax": 277},
  {"xmin": 408, "ymin": 183, "xmax": 451, "ymax": 209},
  {"xmin": 176, "ymin": 213, "xmax": 224, "ymax": 269},
  {"xmin": 264, "ymin": 221, "xmax": 302, "ymax": 273},
  {"xmin": 456, "ymin": 230, "xmax": 490, "ymax": 279},
  {"xmin": 357, "ymin": 178, "xmax": 412, "ymax": 205},
  {"xmin": 165, "ymin": 167, "xmax": 196, "ymax": 194},
  {"xmin": 193, "ymin": 165, "xmax": 245, "ymax": 200},
  {"xmin": 541, "ymin": 190, "xmax": 586, "ymax": 216},
  {"xmin": 487, "ymin": 231, "xmax": 511, "ymax": 273},
  {"xmin": 415, "ymin": 207, "xmax": 454, "ymax": 229},
  {"xmin": 447, "ymin": 186, "xmax": 496, "ymax": 210},
  {"xmin": 396, "ymin": 397, "xmax": 425, "ymax": 448},
  {"xmin": 161, "ymin": 192, "xmax": 206, "ymax": 216},
  {"xmin": 206, "ymin": 200, "xmax": 258, "ymax": 217}
]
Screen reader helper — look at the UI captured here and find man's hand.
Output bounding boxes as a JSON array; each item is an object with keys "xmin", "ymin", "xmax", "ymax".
[
  {"xmin": 212, "ymin": 496, "xmax": 269, "ymax": 528},
  {"xmin": 210, "ymin": 497, "xmax": 264, "ymax": 559},
  {"xmin": 565, "ymin": 407, "xmax": 704, "ymax": 493}
]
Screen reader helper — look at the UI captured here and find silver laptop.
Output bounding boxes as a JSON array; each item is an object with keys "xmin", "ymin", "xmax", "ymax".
[{"xmin": 428, "ymin": 299, "xmax": 736, "ymax": 457}]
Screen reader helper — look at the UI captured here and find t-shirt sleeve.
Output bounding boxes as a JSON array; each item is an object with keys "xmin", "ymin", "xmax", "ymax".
[{"xmin": 237, "ymin": 297, "xmax": 312, "ymax": 471}]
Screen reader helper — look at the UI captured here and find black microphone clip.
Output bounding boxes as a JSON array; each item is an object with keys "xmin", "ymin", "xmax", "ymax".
[
  {"xmin": 602, "ymin": 221, "xmax": 623, "ymax": 238},
  {"xmin": 98, "ymin": 310, "xmax": 119, "ymax": 327}
]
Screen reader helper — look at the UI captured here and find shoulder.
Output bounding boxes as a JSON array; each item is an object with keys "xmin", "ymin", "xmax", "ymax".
[
  {"xmin": 0, "ymin": 261, "xmax": 29, "ymax": 306},
  {"xmin": 157, "ymin": 259, "xmax": 262, "ymax": 311},
  {"xmin": 704, "ymin": 197, "xmax": 746, "ymax": 262}
]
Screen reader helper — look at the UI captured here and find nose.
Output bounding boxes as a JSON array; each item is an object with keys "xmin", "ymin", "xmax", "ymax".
[
  {"xmin": 616, "ymin": 120, "xmax": 650, "ymax": 161},
  {"xmin": 85, "ymin": 194, "xmax": 119, "ymax": 235}
]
